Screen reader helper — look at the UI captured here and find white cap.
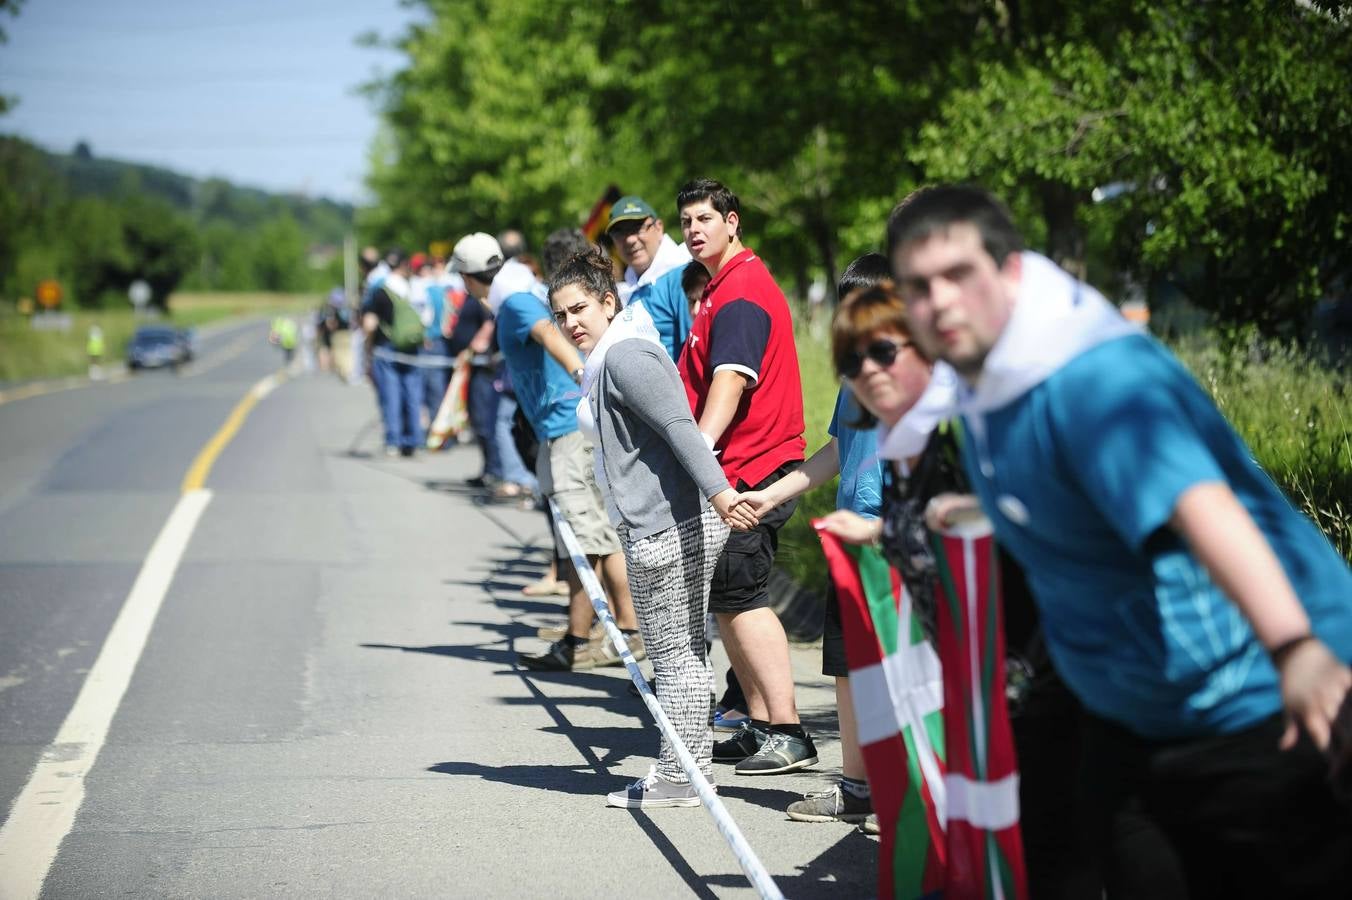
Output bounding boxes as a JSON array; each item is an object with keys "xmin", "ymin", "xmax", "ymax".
[{"xmin": 449, "ymin": 232, "xmax": 504, "ymax": 276}]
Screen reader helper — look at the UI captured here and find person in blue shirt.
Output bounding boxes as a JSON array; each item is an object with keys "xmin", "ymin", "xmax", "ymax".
[
  {"xmin": 451, "ymin": 231, "xmax": 640, "ymax": 672},
  {"xmin": 739, "ymin": 253, "xmax": 888, "ymax": 826},
  {"xmin": 887, "ymin": 184, "xmax": 1352, "ymax": 898},
  {"xmin": 606, "ymin": 195, "xmax": 693, "ymax": 361}
]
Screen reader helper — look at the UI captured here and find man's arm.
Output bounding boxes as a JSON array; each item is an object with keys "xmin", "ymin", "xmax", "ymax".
[
  {"xmin": 1172, "ymin": 482, "xmax": 1351, "ymax": 750},
  {"xmin": 696, "ymin": 369, "xmax": 749, "ymax": 447},
  {"xmin": 469, "ymin": 319, "xmax": 494, "ymax": 354},
  {"xmin": 528, "ymin": 318, "xmax": 584, "ymax": 377}
]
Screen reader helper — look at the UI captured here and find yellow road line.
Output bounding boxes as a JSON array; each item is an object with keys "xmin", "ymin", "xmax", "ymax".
[{"xmin": 180, "ymin": 371, "xmax": 285, "ymax": 493}]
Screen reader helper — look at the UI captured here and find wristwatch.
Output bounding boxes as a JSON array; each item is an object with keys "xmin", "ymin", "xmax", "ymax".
[{"xmin": 571, "ymin": 367, "xmax": 585, "ymax": 385}]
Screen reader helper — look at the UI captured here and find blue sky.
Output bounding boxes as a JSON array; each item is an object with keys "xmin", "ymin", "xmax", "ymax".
[{"xmin": 0, "ymin": 0, "xmax": 423, "ymax": 203}]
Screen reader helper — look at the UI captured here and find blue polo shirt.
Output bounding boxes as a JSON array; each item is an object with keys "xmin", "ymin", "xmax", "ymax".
[
  {"xmin": 961, "ymin": 333, "xmax": 1352, "ymax": 739},
  {"xmin": 629, "ymin": 265, "xmax": 693, "ymax": 362},
  {"xmin": 495, "ymin": 288, "xmax": 578, "ymax": 441},
  {"xmin": 827, "ymin": 388, "xmax": 882, "ymax": 518}
]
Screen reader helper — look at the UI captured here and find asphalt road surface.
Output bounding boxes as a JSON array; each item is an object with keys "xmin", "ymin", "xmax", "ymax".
[{"xmin": 0, "ymin": 320, "xmax": 876, "ymax": 898}]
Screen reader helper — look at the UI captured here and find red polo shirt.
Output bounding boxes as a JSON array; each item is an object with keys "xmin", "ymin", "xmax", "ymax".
[{"xmin": 677, "ymin": 248, "xmax": 805, "ymax": 486}]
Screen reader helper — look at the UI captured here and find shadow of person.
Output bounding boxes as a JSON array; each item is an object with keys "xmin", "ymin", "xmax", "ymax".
[{"xmin": 359, "ymin": 641, "xmax": 517, "ymax": 667}]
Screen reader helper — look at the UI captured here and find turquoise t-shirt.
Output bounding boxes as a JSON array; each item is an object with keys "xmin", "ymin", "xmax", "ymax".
[
  {"xmin": 629, "ymin": 265, "xmax": 693, "ymax": 362},
  {"xmin": 495, "ymin": 289, "xmax": 579, "ymax": 442},
  {"xmin": 961, "ymin": 333, "xmax": 1352, "ymax": 739},
  {"xmin": 827, "ymin": 388, "xmax": 882, "ymax": 518}
]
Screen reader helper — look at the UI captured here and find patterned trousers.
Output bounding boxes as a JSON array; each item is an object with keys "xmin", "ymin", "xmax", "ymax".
[{"xmin": 620, "ymin": 506, "xmax": 730, "ymax": 783}]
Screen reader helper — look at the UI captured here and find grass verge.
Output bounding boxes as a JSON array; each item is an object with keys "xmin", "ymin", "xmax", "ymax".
[{"xmin": 0, "ymin": 292, "xmax": 317, "ymax": 383}]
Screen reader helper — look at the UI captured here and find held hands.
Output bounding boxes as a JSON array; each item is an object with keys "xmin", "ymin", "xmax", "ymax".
[
  {"xmin": 735, "ymin": 489, "xmax": 780, "ymax": 520},
  {"xmin": 712, "ymin": 489, "xmax": 760, "ymax": 532},
  {"xmin": 1276, "ymin": 638, "xmax": 1352, "ymax": 753}
]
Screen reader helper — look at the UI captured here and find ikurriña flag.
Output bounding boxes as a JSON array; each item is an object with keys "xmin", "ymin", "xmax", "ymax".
[
  {"xmin": 931, "ymin": 517, "xmax": 1027, "ymax": 900},
  {"xmin": 817, "ymin": 525, "xmax": 946, "ymax": 900}
]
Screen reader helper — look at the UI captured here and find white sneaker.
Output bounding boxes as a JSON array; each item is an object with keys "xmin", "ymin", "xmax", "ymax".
[{"xmin": 606, "ymin": 767, "xmax": 704, "ymax": 809}]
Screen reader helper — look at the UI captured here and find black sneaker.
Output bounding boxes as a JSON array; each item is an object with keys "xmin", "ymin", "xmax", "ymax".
[
  {"xmin": 712, "ymin": 721, "xmax": 767, "ymax": 763},
  {"xmin": 735, "ymin": 730, "xmax": 818, "ymax": 775},
  {"xmin": 519, "ymin": 640, "xmax": 574, "ymax": 671}
]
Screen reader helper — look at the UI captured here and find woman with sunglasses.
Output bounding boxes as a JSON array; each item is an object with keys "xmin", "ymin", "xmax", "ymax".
[
  {"xmin": 547, "ymin": 248, "xmax": 758, "ymax": 809},
  {"xmin": 817, "ymin": 282, "xmax": 1101, "ymax": 897}
]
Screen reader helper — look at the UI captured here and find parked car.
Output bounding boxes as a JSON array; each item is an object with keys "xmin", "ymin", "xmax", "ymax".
[{"xmin": 127, "ymin": 326, "xmax": 193, "ymax": 370}]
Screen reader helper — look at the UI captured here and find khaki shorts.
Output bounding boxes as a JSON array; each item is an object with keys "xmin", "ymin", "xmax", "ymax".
[{"xmin": 536, "ymin": 430, "xmax": 621, "ymax": 558}]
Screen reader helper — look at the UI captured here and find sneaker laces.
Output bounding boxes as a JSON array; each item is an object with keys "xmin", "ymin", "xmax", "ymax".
[
  {"xmin": 630, "ymin": 766, "xmax": 660, "ymax": 791},
  {"xmin": 801, "ymin": 785, "xmax": 845, "ymax": 813},
  {"xmin": 755, "ymin": 732, "xmax": 792, "ymax": 756}
]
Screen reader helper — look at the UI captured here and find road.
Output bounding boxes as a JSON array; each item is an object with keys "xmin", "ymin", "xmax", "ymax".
[{"xmin": 0, "ymin": 320, "xmax": 876, "ymax": 898}]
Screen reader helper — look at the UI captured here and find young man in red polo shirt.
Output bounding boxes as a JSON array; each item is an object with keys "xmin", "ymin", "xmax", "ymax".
[{"xmin": 676, "ymin": 178, "xmax": 815, "ymax": 774}]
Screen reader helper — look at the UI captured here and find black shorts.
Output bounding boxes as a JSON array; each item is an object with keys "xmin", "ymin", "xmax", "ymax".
[
  {"xmin": 821, "ymin": 580, "xmax": 847, "ymax": 677},
  {"xmin": 709, "ymin": 462, "xmax": 800, "ymax": 615}
]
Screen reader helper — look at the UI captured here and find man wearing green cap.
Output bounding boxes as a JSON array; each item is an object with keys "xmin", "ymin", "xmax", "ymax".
[{"xmin": 606, "ymin": 195, "xmax": 694, "ymax": 361}]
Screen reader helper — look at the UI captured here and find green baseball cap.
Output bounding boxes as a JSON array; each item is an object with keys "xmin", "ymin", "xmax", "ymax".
[{"xmin": 606, "ymin": 195, "xmax": 658, "ymax": 231}]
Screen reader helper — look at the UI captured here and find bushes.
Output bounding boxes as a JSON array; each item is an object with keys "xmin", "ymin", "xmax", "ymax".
[{"xmin": 1172, "ymin": 332, "xmax": 1351, "ymax": 561}]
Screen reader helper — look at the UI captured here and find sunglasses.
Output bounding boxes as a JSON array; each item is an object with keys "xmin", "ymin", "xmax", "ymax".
[{"xmin": 838, "ymin": 338, "xmax": 910, "ymax": 379}]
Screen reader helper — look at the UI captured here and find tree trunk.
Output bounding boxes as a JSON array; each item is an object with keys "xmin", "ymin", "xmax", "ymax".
[{"xmin": 1041, "ymin": 182, "xmax": 1086, "ymax": 279}]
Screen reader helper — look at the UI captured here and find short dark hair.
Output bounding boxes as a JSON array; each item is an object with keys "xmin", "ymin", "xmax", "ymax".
[
  {"xmin": 541, "ymin": 228, "xmax": 594, "ymax": 278},
  {"xmin": 548, "ymin": 248, "xmax": 621, "ymax": 311},
  {"xmin": 885, "ymin": 185, "xmax": 1024, "ymax": 268},
  {"xmin": 676, "ymin": 178, "xmax": 742, "ymax": 237},
  {"xmin": 837, "ymin": 252, "xmax": 891, "ymax": 299},
  {"xmin": 384, "ymin": 247, "xmax": 409, "ymax": 269},
  {"xmin": 464, "ymin": 266, "xmax": 501, "ymax": 286},
  {"xmin": 681, "ymin": 260, "xmax": 710, "ymax": 301}
]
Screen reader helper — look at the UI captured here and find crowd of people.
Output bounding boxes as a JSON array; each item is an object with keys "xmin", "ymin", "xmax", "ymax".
[{"xmin": 353, "ymin": 180, "xmax": 1351, "ymax": 897}]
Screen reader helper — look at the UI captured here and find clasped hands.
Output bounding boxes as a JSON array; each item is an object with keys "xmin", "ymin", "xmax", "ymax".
[{"xmin": 711, "ymin": 489, "xmax": 772, "ymax": 532}]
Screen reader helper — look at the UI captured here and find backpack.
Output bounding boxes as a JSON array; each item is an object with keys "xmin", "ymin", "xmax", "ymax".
[{"xmin": 381, "ymin": 285, "xmax": 426, "ymax": 350}]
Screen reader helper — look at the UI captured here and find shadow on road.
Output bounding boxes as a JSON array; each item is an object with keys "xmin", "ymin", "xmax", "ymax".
[
  {"xmin": 703, "ymin": 828, "xmax": 878, "ymax": 899},
  {"xmin": 366, "ymin": 533, "xmax": 863, "ymax": 898}
]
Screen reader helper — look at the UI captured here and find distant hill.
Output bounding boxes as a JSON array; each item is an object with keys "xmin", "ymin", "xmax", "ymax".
[
  {"xmin": 1, "ymin": 135, "xmax": 355, "ymax": 304},
  {"xmin": 46, "ymin": 140, "xmax": 354, "ymax": 245}
]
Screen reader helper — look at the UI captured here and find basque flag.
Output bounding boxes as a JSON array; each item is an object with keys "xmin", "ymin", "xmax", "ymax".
[
  {"xmin": 817, "ymin": 527, "xmax": 946, "ymax": 899},
  {"xmin": 931, "ymin": 518, "xmax": 1027, "ymax": 900}
]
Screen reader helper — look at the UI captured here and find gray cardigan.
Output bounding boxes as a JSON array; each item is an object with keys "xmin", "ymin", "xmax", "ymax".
[{"xmin": 589, "ymin": 338, "xmax": 730, "ymax": 540}]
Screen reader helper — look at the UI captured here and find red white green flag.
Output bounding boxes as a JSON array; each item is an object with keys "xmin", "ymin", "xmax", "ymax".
[
  {"xmin": 817, "ymin": 527, "xmax": 947, "ymax": 900},
  {"xmin": 931, "ymin": 519, "xmax": 1027, "ymax": 900}
]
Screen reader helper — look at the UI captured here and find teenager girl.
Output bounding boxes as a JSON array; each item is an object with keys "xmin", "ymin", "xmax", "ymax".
[{"xmin": 547, "ymin": 249, "xmax": 756, "ymax": 808}]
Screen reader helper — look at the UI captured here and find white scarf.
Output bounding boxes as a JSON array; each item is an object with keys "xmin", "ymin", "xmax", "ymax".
[
  {"xmin": 576, "ymin": 300, "xmax": 664, "ymax": 492},
  {"xmin": 955, "ymin": 251, "xmax": 1141, "ymax": 479},
  {"xmin": 486, "ymin": 258, "xmax": 543, "ymax": 316},
  {"xmin": 958, "ymin": 251, "xmax": 1140, "ymax": 416},
  {"xmin": 617, "ymin": 235, "xmax": 692, "ymax": 304},
  {"xmin": 877, "ymin": 362, "xmax": 961, "ymax": 463}
]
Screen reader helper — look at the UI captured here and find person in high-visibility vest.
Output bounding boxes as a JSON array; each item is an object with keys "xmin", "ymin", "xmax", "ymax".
[
  {"xmin": 270, "ymin": 316, "xmax": 299, "ymax": 365},
  {"xmin": 87, "ymin": 325, "xmax": 106, "ymax": 379}
]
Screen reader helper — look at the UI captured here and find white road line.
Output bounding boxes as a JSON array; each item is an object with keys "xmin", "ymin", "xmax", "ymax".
[{"xmin": 0, "ymin": 489, "xmax": 213, "ymax": 900}]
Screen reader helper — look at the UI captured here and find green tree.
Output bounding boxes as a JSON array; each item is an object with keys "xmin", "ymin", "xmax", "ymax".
[
  {"xmin": 250, "ymin": 214, "xmax": 309, "ymax": 292},
  {"xmin": 117, "ymin": 196, "xmax": 199, "ymax": 309},
  {"xmin": 911, "ymin": 1, "xmax": 1352, "ymax": 330}
]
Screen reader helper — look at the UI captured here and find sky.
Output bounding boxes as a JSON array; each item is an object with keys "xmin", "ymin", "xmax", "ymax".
[{"xmin": 0, "ymin": 0, "xmax": 424, "ymax": 204}]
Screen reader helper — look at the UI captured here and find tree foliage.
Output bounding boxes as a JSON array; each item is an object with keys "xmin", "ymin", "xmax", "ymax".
[{"xmin": 367, "ymin": 0, "xmax": 1351, "ymax": 331}]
